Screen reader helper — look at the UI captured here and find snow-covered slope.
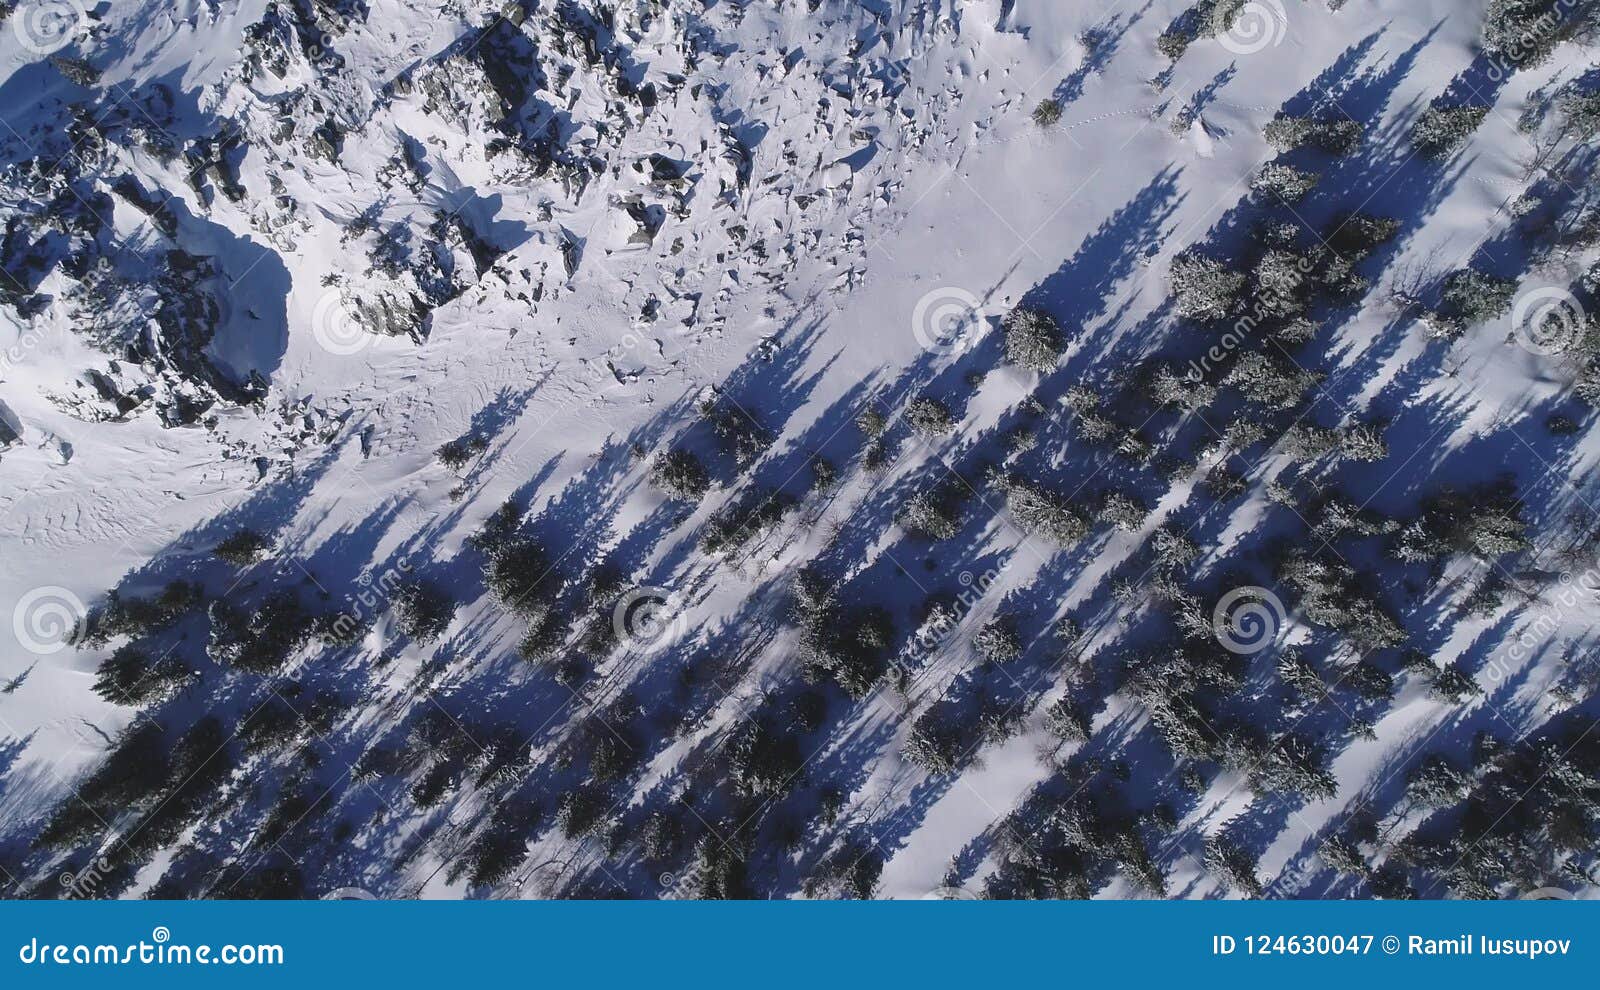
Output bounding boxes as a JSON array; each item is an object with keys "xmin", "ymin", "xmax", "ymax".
[{"xmin": 2, "ymin": 0, "xmax": 1599, "ymax": 900}]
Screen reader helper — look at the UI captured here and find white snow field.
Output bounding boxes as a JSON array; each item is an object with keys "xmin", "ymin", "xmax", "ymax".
[{"xmin": 0, "ymin": 0, "xmax": 1598, "ymax": 899}]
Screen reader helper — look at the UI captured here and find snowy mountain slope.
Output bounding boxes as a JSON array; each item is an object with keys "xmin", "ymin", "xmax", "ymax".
[{"xmin": 2, "ymin": 0, "xmax": 1599, "ymax": 899}]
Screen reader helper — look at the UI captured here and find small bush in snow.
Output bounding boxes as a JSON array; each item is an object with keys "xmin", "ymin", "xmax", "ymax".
[
  {"xmin": 1405, "ymin": 754, "xmax": 1473, "ymax": 808},
  {"xmin": 1483, "ymin": 0, "xmax": 1595, "ymax": 70},
  {"xmin": 1150, "ymin": 526, "xmax": 1200, "ymax": 572},
  {"xmin": 1281, "ymin": 422, "xmax": 1388, "ymax": 464},
  {"xmin": 1411, "ymin": 105, "xmax": 1489, "ymax": 158},
  {"xmin": 1097, "ymin": 491, "xmax": 1150, "ymax": 531},
  {"xmin": 1223, "ymin": 351, "xmax": 1324, "ymax": 409},
  {"xmin": 437, "ymin": 434, "xmax": 487, "ymax": 470},
  {"xmin": 1032, "ymin": 98, "xmax": 1063, "ymax": 127},
  {"xmin": 993, "ymin": 473, "xmax": 1090, "ymax": 545},
  {"xmin": 1325, "ymin": 212, "xmax": 1401, "ymax": 258},
  {"xmin": 1250, "ymin": 162, "xmax": 1319, "ymax": 203},
  {"xmin": 215, "ymin": 528, "xmax": 271, "ymax": 566},
  {"xmin": 1203, "ymin": 834, "xmax": 1264, "ymax": 897},
  {"xmin": 855, "ymin": 408, "xmax": 887, "ymax": 438},
  {"xmin": 1440, "ymin": 267, "xmax": 1518, "ymax": 327},
  {"xmin": 897, "ymin": 486, "xmax": 964, "ymax": 540},
  {"xmin": 1170, "ymin": 252, "xmax": 1246, "ymax": 321},
  {"xmin": 1264, "ymin": 114, "xmax": 1363, "ymax": 155},
  {"xmin": 794, "ymin": 572, "xmax": 895, "ymax": 699},
  {"xmin": 1427, "ymin": 662, "xmax": 1484, "ymax": 703},
  {"xmin": 1558, "ymin": 90, "xmax": 1600, "ymax": 139},
  {"xmin": 93, "ymin": 645, "xmax": 188, "ymax": 707},
  {"xmin": 1005, "ymin": 425, "xmax": 1038, "ymax": 456},
  {"xmin": 1157, "ymin": 27, "xmax": 1192, "ymax": 61},
  {"xmin": 1251, "ymin": 249, "xmax": 1313, "ymax": 318},
  {"xmin": 1392, "ymin": 482, "xmax": 1531, "ymax": 562},
  {"xmin": 650, "ymin": 448, "xmax": 710, "ymax": 500},
  {"xmin": 905, "ymin": 396, "xmax": 956, "ymax": 439},
  {"xmin": 1045, "ymin": 697, "xmax": 1092, "ymax": 741},
  {"xmin": 1148, "ymin": 364, "xmax": 1216, "ymax": 411},
  {"xmin": 392, "ymin": 579, "xmax": 456, "ymax": 643},
  {"xmin": 974, "ymin": 618, "xmax": 1023, "ymax": 664},
  {"xmin": 482, "ymin": 538, "xmax": 557, "ymax": 619},
  {"xmin": 1002, "ymin": 306, "xmax": 1064, "ymax": 371}
]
